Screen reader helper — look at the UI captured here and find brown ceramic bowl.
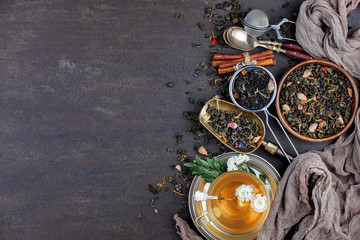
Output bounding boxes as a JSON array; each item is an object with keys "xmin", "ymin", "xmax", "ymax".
[{"xmin": 275, "ymin": 59, "xmax": 359, "ymax": 142}]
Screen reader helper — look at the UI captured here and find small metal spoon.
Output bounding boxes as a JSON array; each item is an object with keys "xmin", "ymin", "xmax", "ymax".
[
  {"xmin": 217, "ymin": 197, "xmax": 235, "ymax": 201},
  {"xmin": 225, "ymin": 27, "xmax": 312, "ymax": 61},
  {"xmin": 194, "ymin": 191, "xmax": 235, "ymax": 201}
]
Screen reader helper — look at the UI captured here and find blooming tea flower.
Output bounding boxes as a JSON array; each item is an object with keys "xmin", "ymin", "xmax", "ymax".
[
  {"xmin": 235, "ymin": 184, "xmax": 254, "ymax": 202},
  {"xmin": 227, "ymin": 154, "xmax": 249, "ymax": 172},
  {"xmin": 251, "ymin": 194, "xmax": 268, "ymax": 212}
]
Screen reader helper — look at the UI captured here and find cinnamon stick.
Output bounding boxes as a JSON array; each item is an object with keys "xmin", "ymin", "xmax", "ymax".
[
  {"xmin": 218, "ymin": 53, "xmax": 274, "ymax": 68},
  {"xmin": 218, "ymin": 59, "xmax": 276, "ymax": 75},
  {"xmin": 212, "ymin": 58, "xmax": 243, "ymax": 67},
  {"xmin": 213, "ymin": 49, "xmax": 273, "ymax": 61}
]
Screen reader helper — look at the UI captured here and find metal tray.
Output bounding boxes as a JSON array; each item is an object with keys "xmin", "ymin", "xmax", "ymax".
[{"xmin": 188, "ymin": 152, "xmax": 280, "ymax": 240}]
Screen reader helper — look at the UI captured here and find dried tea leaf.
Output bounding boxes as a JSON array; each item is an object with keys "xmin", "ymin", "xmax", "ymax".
[
  {"xmin": 166, "ymin": 147, "xmax": 175, "ymax": 152},
  {"xmin": 192, "ymin": 43, "xmax": 202, "ymax": 48},
  {"xmin": 166, "ymin": 82, "xmax": 174, "ymax": 88},
  {"xmin": 148, "ymin": 184, "xmax": 161, "ymax": 194},
  {"xmin": 197, "ymin": 22, "xmax": 205, "ymax": 31},
  {"xmin": 282, "ymin": 2, "xmax": 289, "ymax": 8}
]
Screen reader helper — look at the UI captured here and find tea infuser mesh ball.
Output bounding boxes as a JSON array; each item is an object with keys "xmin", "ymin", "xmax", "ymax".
[
  {"xmin": 229, "ymin": 63, "xmax": 299, "ymax": 163},
  {"xmin": 243, "ymin": 10, "xmax": 269, "ymax": 37},
  {"xmin": 241, "ymin": 9, "xmax": 296, "ymax": 41}
]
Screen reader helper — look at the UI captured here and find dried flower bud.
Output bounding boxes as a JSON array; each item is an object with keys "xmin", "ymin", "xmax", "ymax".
[
  {"xmin": 338, "ymin": 115, "xmax": 344, "ymax": 125},
  {"xmin": 302, "ymin": 69, "xmax": 312, "ymax": 78},
  {"xmin": 297, "ymin": 104, "xmax": 303, "ymax": 111},
  {"xmin": 268, "ymin": 79, "xmax": 275, "ymax": 92},
  {"xmin": 282, "ymin": 104, "xmax": 290, "ymax": 112},
  {"xmin": 309, "ymin": 123, "xmax": 318, "ymax": 133},
  {"xmin": 297, "ymin": 93, "xmax": 307, "ymax": 101},
  {"xmin": 319, "ymin": 120, "xmax": 326, "ymax": 129},
  {"xmin": 252, "ymin": 136, "xmax": 262, "ymax": 143},
  {"xmin": 175, "ymin": 165, "xmax": 182, "ymax": 172},
  {"xmin": 227, "ymin": 122, "xmax": 238, "ymax": 129},
  {"xmin": 347, "ymin": 88, "xmax": 353, "ymax": 97},
  {"xmin": 197, "ymin": 146, "xmax": 208, "ymax": 156},
  {"xmin": 214, "ymin": 95, "xmax": 223, "ymax": 99}
]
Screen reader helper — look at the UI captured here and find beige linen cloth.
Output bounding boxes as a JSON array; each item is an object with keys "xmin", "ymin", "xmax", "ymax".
[
  {"xmin": 258, "ymin": 108, "xmax": 360, "ymax": 239},
  {"xmin": 295, "ymin": 0, "xmax": 360, "ymax": 78}
]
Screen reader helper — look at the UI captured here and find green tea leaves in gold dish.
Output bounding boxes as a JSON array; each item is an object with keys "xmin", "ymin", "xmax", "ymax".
[{"xmin": 199, "ymin": 99, "xmax": 265, "ymax": 153}]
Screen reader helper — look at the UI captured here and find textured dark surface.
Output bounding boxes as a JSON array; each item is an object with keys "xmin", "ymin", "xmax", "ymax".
[{"xmin": 0, "ymin": 0, "xmax": 358, "ymax": 240}]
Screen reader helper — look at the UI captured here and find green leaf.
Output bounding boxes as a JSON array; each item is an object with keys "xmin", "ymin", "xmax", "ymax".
[
  {"xmin": 207, "ymin": 158, "xmax": 215, "ymax": 169},
  {"xmin": 213, "ymin": 161, "xmax": 221, "ymax": 172},
  {"xmin": 259, "ymin": 174, "xmax": 267, "ymax": 184},
  {"xmin": 221, "ymin": 159, "xmax": 228, "ymax": 172},
  {"xmin": 242, "ymin": 162, "xmax": 250, "ymax": 172},
  {"xmin": 214, "ymin": 157, "xmax": 226, "ymax": 171},
  {"xmin": 195, "ymin": 155, "xmax": 202, "ymax": 163},
  {"xmin": 237, "ymin": 162, "xmax": 256, "ymax": 177},
  {"xmin": 185, "ymin": 155, "xmax": 227, "ymax": 183},
  {"xmin": 205, "ymin": 177, "xmax": 214, "ymax": 182},
  {"xmin": 213, "ymin": 157, "xmax": 222, "ymax": 165},
  {"xmin": 248, "ymin": 166, "xmax": 256, "ymax": 175},
  {"xmin": 190, "ymin": 166, "xmax": 202, "ymax": 174},
  {"xmin": 184, "ymin": 162, "xmax": 195, "ymax": 168},
  {"xmin": 198, "ymin": 158, "xmax": 210, "ymax": 169}
]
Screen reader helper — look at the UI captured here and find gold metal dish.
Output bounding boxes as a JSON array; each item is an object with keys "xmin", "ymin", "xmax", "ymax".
[{"xmin": 199, "ymin": 98, "xmax": 266, "ymax": 153}]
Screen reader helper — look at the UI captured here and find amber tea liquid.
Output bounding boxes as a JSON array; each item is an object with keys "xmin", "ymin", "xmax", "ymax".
[{"xmin": 207, "ymin": 171, "xmax": 269, "ymax": 234}]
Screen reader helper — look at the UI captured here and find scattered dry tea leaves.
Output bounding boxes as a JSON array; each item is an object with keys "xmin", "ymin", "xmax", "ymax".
[
  {"xmin": 166, "ymin": 82, "xmax": 174, "ymax": 88},
  {"xmin": 175, "ymin": 13, "xmax": 183, "ymax": 19}
]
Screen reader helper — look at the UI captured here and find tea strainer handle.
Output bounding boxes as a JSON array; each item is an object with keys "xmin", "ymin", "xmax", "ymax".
[
  {"xmin": 235, "ymin": 62, "xmax": 245, "ymax": 70},
  {"xmin": 270, "ymin": 18, "xmax": 296, "ymax": 42},
  {"xmin": 264, "ymin": 109, "xmax": 299, "ymax": 163}
]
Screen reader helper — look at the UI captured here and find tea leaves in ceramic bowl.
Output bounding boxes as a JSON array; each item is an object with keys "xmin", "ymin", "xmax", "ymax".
[{"xmin": 275, "ymin": 59, "xmax": 359, "ymax": 142}]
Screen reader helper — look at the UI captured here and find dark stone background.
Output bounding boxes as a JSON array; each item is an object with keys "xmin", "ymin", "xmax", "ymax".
[{"xmin": 0, "ymin": 0, "xmax": 358, "ymax": 239}]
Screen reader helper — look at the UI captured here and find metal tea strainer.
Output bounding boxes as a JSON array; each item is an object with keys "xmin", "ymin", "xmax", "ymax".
[
  {"xmin": 242, "ymin": 9, "xmax": 296, "ymax": 41},
  {"xmin": 229, "ymin": 63, "xmax": 299, "ymax": 163}
]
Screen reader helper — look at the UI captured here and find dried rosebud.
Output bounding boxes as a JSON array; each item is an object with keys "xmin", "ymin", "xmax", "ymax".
[
  {"xmin": 297, "ymin": 104, "xmax": 303, "ymax": 111},
  {"xmin": 297, "ymin": 93, "xmax": 307, "ymax": 101},
  {"xmin": 319, "ymin": 121, "xmax": 326, "ymax": 129},
  {"xmin": 175, "ymin": 165, "xmax": 182, "ymax": 172},
  {"xmin": 214, "ymin": 95, "xmax": 223, "ymax": 99},
  {"xmin": 268, "ymin": 79, "xmax": 275, "ymax": 92},
  {"xmin": 338, "ymin": 115, "xmax": 344, "ymax": 125},
  {"xmin": 197, "ymin": 146, "xmax": 208, "ymax": 156},
  {"xmin": 282, "ymin": 104, "xmax": 290, "ymax": 112},
  {"xmin": 227, "ymin": 122, "xmax": 238, "ymax": 129},
  {"xmin": 309, "ymin": 123, "xmax": 318, "ymax": 133},
  {"xmin": 302, "ymin": 69, "xmax": 312, "ymax": 78},
  {"xmin": 252, "ymin": 136, "xmax": 262, "ymax": 143}
]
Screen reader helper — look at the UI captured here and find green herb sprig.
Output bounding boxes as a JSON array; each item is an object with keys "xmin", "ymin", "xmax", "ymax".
[
  {"xmin": 184, "ymin": 155, "xmax": 227, "ymax": 183},
  {"xmin": 185, "ymin": 155, "xmax": 267, "ymax": 184},
  {"xmin": 237, "ymin": 162, "xmax": 267, "ymax": 184}
]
